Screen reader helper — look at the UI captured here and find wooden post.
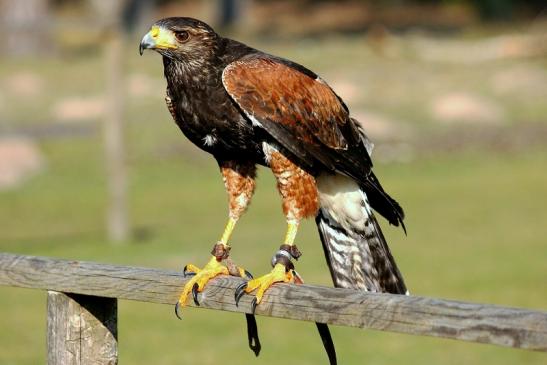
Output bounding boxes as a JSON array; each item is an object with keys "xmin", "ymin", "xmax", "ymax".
[{"xmin": 47, "ymin": 291, "xmax": 118, "ymax": 365}]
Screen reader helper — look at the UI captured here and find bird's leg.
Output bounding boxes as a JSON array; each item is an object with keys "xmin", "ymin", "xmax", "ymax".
[
  {"xmin": 176, "ymin": 244, "xmax": 228, "ymax": 314},
  {"xmin": 176, "ymin": 218, "xmax": 253, "ymax": 314},
  {"xmin": 175, "ymin": 160, "xmax": 261, "ymax": 355},
  {"xmin": 175, "ymin": 161, "xmax": 256, "ymax": 317},
  {"xmin": 218, "ymin": 217, "xmax": 253, "ymax": 278},
  {"xmin": 235, "ymin": 220, "xmax": 303, "ymax": 312},
  {"xmin": 235, "ymin": 150, "xmax": 316, "ymax": 311},
  {"xmin": 183, "ymin": 217, "xmax": 236, "ymax": 283},
  {"xmin": 182, "ymin": 217, "xmax": 250, "ymax": 277}
]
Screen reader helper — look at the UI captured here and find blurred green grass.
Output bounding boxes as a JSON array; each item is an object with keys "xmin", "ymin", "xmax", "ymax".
[
  {"xmin": 0, "ymin": 35, "xmax": 546, "ymax": 364},
  {"xmin": 1, "ymin": 143, "xmax": 546, "ymax": 364}
]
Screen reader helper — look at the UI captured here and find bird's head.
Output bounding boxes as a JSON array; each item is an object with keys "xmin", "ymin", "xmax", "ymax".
[{"xmin": 139, "ymin": 17, "xmax": 219, "ymax": 64}]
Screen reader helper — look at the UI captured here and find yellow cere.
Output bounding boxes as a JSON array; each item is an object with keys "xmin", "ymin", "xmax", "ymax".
[
  {"xmin": 148, "ymin": 25, "xmax": 177, "ymax": 50},
  {"xmin": 150, "ymin": 25, "xmax": 160, "ymax": 38}
]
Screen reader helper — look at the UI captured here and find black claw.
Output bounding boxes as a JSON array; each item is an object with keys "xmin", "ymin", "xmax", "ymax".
[
  {"xmin": 251, "ymin": 297, "xmax": 257, "ymax": 315},
  {"xmin": 235, "ymin": 282, "xmax": 248, "ymax": 307},
  {"xmin": 244, "ymin": 270, "xmax": 253, "ymax": 280},
  {"xmin": 292, "ymin": 269, "xmax": 304, "ymax": 284},
  {"xmin": 192, "ymin": 283, "xmax": 200, "ymax": 306},
  {"xmin": 183, "ymin": 265, "xmax": 195, "ymax": 277},
  {"xmin": 174, "ymin": 302, "xmax": 182, "ymax": 320}
]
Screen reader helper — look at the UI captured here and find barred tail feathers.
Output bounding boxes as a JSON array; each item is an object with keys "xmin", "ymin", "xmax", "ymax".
[{"xmin": 315, "ymin": 174, "xmax": 407, "ymax": 294}]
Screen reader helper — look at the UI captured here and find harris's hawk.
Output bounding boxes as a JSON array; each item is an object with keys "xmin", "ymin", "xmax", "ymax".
[{"xmin": 140, "ymin": 17, "xmax": 408, "ymax": 364}]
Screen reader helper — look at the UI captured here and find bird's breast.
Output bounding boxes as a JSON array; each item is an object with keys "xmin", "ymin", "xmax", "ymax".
[{"xmin": 168, "ymin": 91, "xmax": 264, "ymax": 160}]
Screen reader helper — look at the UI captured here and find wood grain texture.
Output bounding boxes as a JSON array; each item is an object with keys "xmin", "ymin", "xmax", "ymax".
[
  {"xmin": 1, "ymin": 253, "xmax": 545, "ymax": 352},
  {"xmin": 47, "ymin": 291, "xmax": 118, "ymax": 365}
]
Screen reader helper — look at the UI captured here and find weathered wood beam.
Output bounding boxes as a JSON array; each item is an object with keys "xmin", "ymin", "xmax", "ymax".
[
  {"xmin": 1, "ymin": 253, "xmax": 546, "ymax": 352},
  {"xmin": 47, "ymin": 291, "xmax": 118, "ymax": 365}
]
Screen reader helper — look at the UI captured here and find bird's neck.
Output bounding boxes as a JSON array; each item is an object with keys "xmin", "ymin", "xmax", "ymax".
[{"xmin": 162, "ymin": 54, "xmax": 222, "ymax": 100}]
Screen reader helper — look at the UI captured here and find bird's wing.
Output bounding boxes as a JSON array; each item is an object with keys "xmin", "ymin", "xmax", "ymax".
[
  {"xmin": 223, "ymin": 57, "xmax": 348, "ymax": 148},
  {"xmin": 223, "ymin": 56, "xmax": 404, "ymax": 228},
  {"xmin": 222, "ymin": 56, "xmax": 366, "ymax": 171}
]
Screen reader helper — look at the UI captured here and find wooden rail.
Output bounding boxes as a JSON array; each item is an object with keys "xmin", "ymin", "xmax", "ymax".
[{"xmin": 1, "ymin": 252, "xmax": 546, "ymax": 364}]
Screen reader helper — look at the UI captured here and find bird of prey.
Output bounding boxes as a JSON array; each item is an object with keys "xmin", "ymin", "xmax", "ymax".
[{"xmin": 140, "ymin": 17, "xmax": 407, "ymax": 363}]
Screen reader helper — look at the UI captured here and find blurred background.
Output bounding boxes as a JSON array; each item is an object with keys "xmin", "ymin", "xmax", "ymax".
[{"xmin": 0, "ymin": 0, "xmax": 546, "ymax": 364}]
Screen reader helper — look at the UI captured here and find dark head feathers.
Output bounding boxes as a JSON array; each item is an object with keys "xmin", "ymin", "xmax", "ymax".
[{"xmin": 156, "ymin": 17, "xmax": 216, "ymax": 34}]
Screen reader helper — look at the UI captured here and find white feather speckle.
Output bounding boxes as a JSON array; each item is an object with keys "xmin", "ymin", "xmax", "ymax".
[
  {"xmin": 262, "ymin": 142, "xmax": 278, "ymax": 164},
  {"xmin": 236, "ymin": 193, "xmax": 248, "ymax": 206},
  {"xmin": 249, "ymin": 114, "xmax": 262, "ymax": 127},
  {"xmin": 203, "ymin": 134, "xmax": 217, "ymax": 147}
]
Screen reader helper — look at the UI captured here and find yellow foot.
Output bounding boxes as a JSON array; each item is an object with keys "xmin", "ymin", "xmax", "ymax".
[
  {"xmin": 234, "ymin": 263, "xmax": 295, "ymax": 313},
  {"xmin": 175, "ymin": 256, "xmax": 252, "ymax": 319},
  {"xmin": 175, "ymin": 256, "xmax": 228, "ymax": 318}
]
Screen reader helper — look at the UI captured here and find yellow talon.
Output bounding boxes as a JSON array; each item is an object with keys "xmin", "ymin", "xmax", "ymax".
[
  {"xmin": 177, "ymin": 256, "xmax": 229, "ymax": 310},
  {"xmin": 183, "ymin": 263, "xmax": 201, "ymax": 276},
  {"xmin": 244, "ymin": 263, "xmax": 293, "ymax": 305},
  {"xmin": 236, "ymin": 266, "xmax": 253, "ymax": 279}
]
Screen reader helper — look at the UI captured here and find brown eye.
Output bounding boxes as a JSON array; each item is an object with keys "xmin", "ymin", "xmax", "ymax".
[{"xmin": 175, "ymin": 31, "xmax": 189, "ymax": 42}]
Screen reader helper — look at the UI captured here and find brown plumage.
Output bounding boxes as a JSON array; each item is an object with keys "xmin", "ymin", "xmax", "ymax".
[
  {"xmin": 220, "ymin": 161, "xmax": 256, "ymax": 220},
  {"xmin": 269, "ymin": 151, "xmax": 318, "ymax": 221},
  {"xmin": 223, "ymin": 58, "xmax": 348, "ymax": 150}
]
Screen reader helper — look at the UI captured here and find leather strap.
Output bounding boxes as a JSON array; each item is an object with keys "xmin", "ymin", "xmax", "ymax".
[
  {"xmin": 279, "ymin": 244, "xmax": 302, "ymax": 260},
  {"xmin": 245, "ymin": 314, "xmax": 261, "ymax": 357},
  {"xmin": 316, "ymin": 322, "xmax": 337, "ymax": 365},
  {"xmin": 210, "ymin": 242, "xmax": 231, "ymax": 261},
  {"xmin": 271, "ymin": 244, "xmax": 302, "ymax": 270}
]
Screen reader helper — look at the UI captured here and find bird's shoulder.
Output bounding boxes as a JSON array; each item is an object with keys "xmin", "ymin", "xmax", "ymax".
[{"xmin": 219, "ymin": 38, "xmax": 321, "ymax": 81}]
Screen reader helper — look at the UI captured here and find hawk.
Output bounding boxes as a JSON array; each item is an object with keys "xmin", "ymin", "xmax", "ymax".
[{"xmin": 140, "ymin": 17, "xmax": 407, "ymax": 363}]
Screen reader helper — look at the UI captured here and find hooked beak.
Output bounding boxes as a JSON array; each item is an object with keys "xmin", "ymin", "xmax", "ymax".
[
  {"xmin": 139, "ymin": 25, "xmax": 177, "ymax": 55},
  {"xmin": 139, "ymin": 31, "xmax": 155, "ymax": 55}
]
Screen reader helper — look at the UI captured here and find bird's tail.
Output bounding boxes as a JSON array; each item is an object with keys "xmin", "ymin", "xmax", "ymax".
[{"xmin": 315, "ymin": 174, "xmax": 407, "ymax": 294}]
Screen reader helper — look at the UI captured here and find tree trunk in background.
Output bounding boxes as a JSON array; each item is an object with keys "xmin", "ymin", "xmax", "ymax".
[
  {"xmin": 90, "ymin": 0, "xmax": 130, "ymax": 243},
  {"xmin": 104, "ymin": 28, "xmax": 129, "ymax": 243},
  {"xmin": 0, "ymin": 0, "xmax": 53, "ymax": 57}
]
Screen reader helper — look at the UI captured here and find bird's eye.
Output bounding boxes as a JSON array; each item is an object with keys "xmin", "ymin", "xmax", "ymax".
[{"xmin": 175, "ymin": 31, "xmax": 189, "ymax": 43}]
